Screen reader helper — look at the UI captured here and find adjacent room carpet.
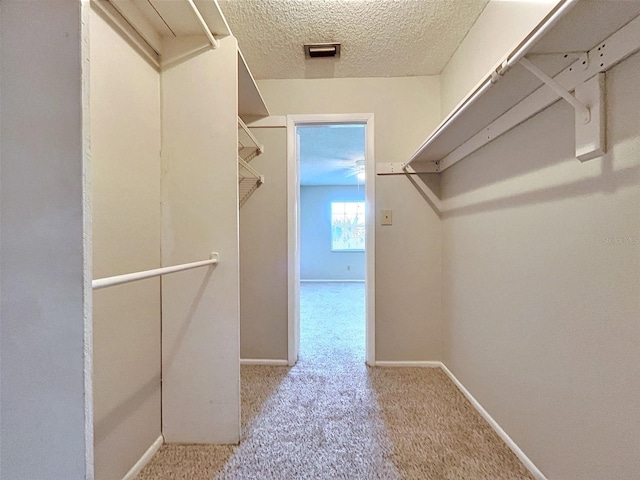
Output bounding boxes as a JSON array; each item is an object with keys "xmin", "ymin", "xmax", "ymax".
[{"xmin": 138, "ymin": 282, "xmax": 534, "ymax": 479}]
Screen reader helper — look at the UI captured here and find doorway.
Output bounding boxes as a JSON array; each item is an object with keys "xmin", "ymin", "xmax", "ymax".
[{"xmin": 286, "ymin": 114, "xmax": 375, "ymax": 366}]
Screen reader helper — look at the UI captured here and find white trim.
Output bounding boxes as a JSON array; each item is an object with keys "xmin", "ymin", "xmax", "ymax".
[
  {"xmin": 81, "ymin": 3, "xmax": 95, "ymax": 477},
  {"xmin": 286, "ymin": 117, "xmax": 301, "ymax": 366},
  {"xmin": 364, "ymin": 115, "xmax": 376, "ymax": 367},
  {"xmin": 374, "ymin": 361, "xmax": 442, "ymax": 368},
  {"xmin": 286, "ymin": 113, "xmax": 375, "ymax": 367},
  {"xmin": 122, "ymin": 435, "xmax": 163, "ymax": 480},
  {"xmin": 240, "ymin": 358, "xmax": 290, "ymax": 366},
  {"xmin": 300, "ymin": 279, "xmax": 365, "ymax": 283},
  {"xmin": 439, "ymin": 363, "xmax": 548, "ymax": 480}
]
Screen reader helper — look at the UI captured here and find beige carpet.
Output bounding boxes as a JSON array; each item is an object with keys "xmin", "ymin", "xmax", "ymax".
[{"xmin": 138, "ymin": 282, "xmax": 533, "ymax": 479}]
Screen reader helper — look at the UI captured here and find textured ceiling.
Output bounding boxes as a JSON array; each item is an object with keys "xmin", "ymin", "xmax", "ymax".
[{"xmin": 218, "ymin": 0, "xmax": 490, "ymax": 79}]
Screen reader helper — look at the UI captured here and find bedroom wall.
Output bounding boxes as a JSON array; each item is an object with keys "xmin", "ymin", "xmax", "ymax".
[
  {"xmin": 257, "ymin": 76, "xmax": 443, "ymax": 362},
  {"xmin": 441, "ymin": 51, "xmax": 640, "ymax": 480},
  {"xmin": 300, "ymin": 185, "xmax": 366, "ymax": 281}
]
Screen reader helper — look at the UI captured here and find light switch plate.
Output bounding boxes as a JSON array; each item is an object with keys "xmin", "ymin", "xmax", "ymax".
[{"xmin": 381, "ymin": 209, "xmax": 392, "ymax": 226}]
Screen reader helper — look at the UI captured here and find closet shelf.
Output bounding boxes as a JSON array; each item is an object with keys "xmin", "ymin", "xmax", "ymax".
[
  {"xmin": 399, "ymin": 0, "xmax": 640, "ymax": 174},
  {"xmin": 238, "ymin": 156, "xmax": 264, "ymax": 208},
  {"xmin": 100, "ymin": 0, "xmax": 231, "ymax": 56},
  {"xmin": 238, "ymin": 49, "xmax": 270, "ymax": 121},
  {"xmin": 98, "ymin": 0, "xmax": 269, "ymax": 119}
]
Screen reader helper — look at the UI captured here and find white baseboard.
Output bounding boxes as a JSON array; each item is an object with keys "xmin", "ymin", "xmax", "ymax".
[
  {"xmin": 122, "ymin": 434, "xmax": 163, "ymax": 480},
  {"xmin": 241, "ymin": 358, "xmax": 289, "ymax": 366},
  {"xmin": 300, "ymin": 279, "xmax": 365, "ymax": 283},
  {"xmin": 374, "ymin": 361, "xmax": 441, "ymax": 368},
  {"xmin": 438, "ymin": 363, "xmax": 547, "ymax": 480},
  {"xmin": 371, "ymin": 360, "xmax": 546, "ymax": 479}
]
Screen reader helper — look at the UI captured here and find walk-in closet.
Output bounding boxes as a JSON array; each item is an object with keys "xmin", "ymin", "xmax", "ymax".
[{"xmin": 1, "ymin": 1, "xmax": 638, "ymax": 479}]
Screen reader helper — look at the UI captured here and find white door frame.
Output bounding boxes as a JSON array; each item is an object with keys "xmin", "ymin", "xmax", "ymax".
[{"xmin": 286, "ymin": 113, "xmax": 375, "ymax": 366}]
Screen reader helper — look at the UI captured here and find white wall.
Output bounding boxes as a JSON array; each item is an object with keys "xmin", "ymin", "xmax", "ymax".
[
  {"xmin": 440, "ymin": 0, "xmax": 560, "ymax": 116},
  {"xmin": 90, "ymin": 8, "xmax": 162, "ymax": 480},
  {"xmin": 0, "ymin": 3, "xmax": 92, "ymax": 478},
  {"xmin": 161, "ymin": 35, "xmax": 241, "ymax": 443},
  {"xmin": 300, "ymin": 185, "xmax": 365, "ymax": 281},
  {"xmin": 257, "ymin": 76, "xmax": 443, "ymax": 361},
  {"xmin": 239, "ymin": 127, "xmax": 289, "ymax": 361},
  {"xmin": 441, "ymin": 51, "xmax": 640, "ymax": 480}
]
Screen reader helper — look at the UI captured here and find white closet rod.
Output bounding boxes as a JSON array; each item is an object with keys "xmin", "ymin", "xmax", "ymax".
[
  {"xmin": 238, "ymin": 117, "xmax": 264, "ymax": 154},
  {"xmin": 402, "ymin": 0, "xmax": 578, "ymax": 170},
  {"xmin": 92, "ymin": 253, "xmax": 219, "ymax": 290},
  {"xmin": 186, "ymin": 0, "xmax": 219, "ymax": 49},
  {"xmin": 499, "ymin": 0, "xmax": 578, "ymax": 74}
]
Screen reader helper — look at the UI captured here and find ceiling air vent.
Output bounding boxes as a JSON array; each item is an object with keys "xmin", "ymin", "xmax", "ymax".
[{"xmin": 304, "ymin": 43, "xmax": 341, "ymax": 58}]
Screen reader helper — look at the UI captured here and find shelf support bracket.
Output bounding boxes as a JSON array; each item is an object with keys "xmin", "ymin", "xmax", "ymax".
[
  {"xmin": 520, "ymin": 57, "xmax": 590, "ymax": 123},
  {"xmin": 521, "ymin": 57, "xmax": 606, "ymax": 162}
]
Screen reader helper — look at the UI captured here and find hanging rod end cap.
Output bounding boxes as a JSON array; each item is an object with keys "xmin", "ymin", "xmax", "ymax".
[{"xmin": 210, "ymin": 252, "xmax": 220, "ymax": 263}]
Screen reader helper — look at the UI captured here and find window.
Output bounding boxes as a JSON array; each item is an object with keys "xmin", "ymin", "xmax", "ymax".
[{"xmin": 331, "ymin": 202, "xmax": 365, "ymax": 251}]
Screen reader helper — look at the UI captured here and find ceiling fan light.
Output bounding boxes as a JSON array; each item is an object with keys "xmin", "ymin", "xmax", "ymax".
[{"xmin": 357, "ymin": 171, "xmax": 366, "ymax": 181}]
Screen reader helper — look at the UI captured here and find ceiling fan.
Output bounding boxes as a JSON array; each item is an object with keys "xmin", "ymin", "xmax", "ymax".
[{"xmin": 344, "ymin": 158, "xmax": 366, "ymax": 181}]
